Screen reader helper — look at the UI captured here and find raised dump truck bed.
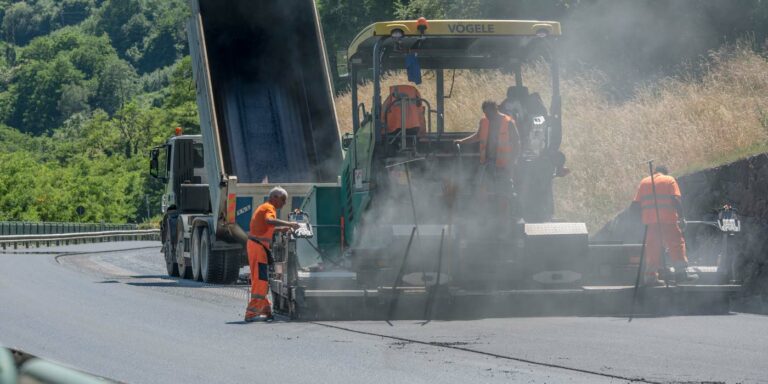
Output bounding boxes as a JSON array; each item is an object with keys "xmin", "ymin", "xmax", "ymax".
[{"xmin": 152, "ymin": 0, "xmax": 342, "ymax": 284}]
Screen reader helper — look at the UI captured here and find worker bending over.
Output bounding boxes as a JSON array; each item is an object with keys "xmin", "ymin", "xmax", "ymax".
[
  {"xmin": 455, "ymin": 101, "xmax": 521, "ymax": 215},
  {"xmin": 632, "ymin": 165, "xmax": 696, "ymax": 285},
  {"xmin": 245, "ymin": 187, "xmax": 299, "ymax": 322}
]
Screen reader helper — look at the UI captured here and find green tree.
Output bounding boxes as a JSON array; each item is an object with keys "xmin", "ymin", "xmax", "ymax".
[
  {"xmin": 1, "ymin": 1, "xmax": 45, "ymax": 45},
  {"xmin": 58, "ymin": 83, "xmax": 91, "ymax": 117},
  {"xmin": 163, "ymin": 56, "xmax": 199, "ymax": 132},
  {"xmin": 93, "ymin": 57, "xmax": 138, "ymax": 115},
  {"xmin": 60, "ymin": 0, "xmax": 95, "ymax": 26},
  {"xmin": 94, "ymin": 0, "xmax": 144, "ymax": 58},
  {"xmin": 393, "ymin": 0, "xmax": 482, "ymax": 19},
  {"xmin": 317, "ymin": 0, "xmax": 395, "ymax": 86},
  {"xmin": 0, "ymin": 151, "xmax": 47, "ymax": 220},
  {"xmin": 9, "ymin": 55, "xmax": 84, "ymax": 134},
  {"xmin": 137, "ymin": 0, "xmax": 189, "ymax": 72}
]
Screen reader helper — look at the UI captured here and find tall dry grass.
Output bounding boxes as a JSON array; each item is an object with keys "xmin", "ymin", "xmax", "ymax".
[{"xmin": 334, "ymin": 46, "xmax": 768, "ymax": 229}]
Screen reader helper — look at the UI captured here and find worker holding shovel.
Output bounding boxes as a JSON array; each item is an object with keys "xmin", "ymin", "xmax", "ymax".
[{"xmin": 632, "ymin": 164, "xmax": 698, "ymax": 285}]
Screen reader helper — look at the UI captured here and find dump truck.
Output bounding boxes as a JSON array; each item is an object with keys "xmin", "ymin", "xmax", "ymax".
[
  {"xmin": 267, "ymin": 19, "xmax": 741, "ymax": 320},
  {"xmin": 149, "ymin": 0, "xmax": 342, "ymax": 283}
]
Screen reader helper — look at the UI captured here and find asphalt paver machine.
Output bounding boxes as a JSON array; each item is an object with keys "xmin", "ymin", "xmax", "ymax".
[{"xmin": 269, "ymin": 19, "xmax": 740, "ymax": 320}]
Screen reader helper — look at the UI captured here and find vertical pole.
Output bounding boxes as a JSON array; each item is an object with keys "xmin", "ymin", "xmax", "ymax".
[
  {"xmin": 648, "ymin": 161, "xmax": 670, "ymax": 281},
  {"xmin": 372, "ymin": 38, "xmax": 383, "ymax": 145},
  {"xmin": 550, "ymin": 57, "xmax": 562, "ymax": 151},
  {"xmin": 400, "ymin": 96, "xmax": 407, "ymax": 150},
  {"xmin": 351, "ymin": 68, "xmax": 359, "ymax": 134},
  {"xmin": 422, "ymin": 227, "xmax": 446, "ymax": 323},
  {"xmin": 629, "ymin": 225, "xmax": 649, "ymax": 322},
  {"xmin": 351, "ymin": 67, "xmax": 359, "ymax": 170},
  {"xmin": 514, "ymin": 63, "xmax": 523, "ymax": 87},
  {"xmin": 404, "ymin": 164, "xmax": 419, "ymax": 234},
  {"xmin": 436, "ymin": 69, "xmax": 444, "ymax": 135},
  {"xmin": 386, "ymin": 226, "xmax": 417, "ymax": 325}
]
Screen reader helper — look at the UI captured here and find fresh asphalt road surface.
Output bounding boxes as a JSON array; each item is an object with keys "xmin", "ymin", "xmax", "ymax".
[{"xmin": 1, "ymin": 242, "xmax": 766, "ymax": 384}]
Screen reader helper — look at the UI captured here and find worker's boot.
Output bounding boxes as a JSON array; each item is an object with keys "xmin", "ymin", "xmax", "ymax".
[{"xmin": 657, "ymin": 267, "xmax": 675, "ymax": 284}]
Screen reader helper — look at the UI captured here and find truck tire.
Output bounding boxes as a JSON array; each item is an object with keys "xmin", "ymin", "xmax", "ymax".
[
  {"xmin": 164, "ymin": 236, "xmax": 179, "ymax": 277},
  {"xmin": 199, "ymin": 227, "xmax": 223, "ymax": 283},
  {"xmin": 196, "ymin": 228, "xmax": 241, "ymax": 284},
  {"xmin": 176, "ymin": 218, "xmax": 192, "ymax": 279},
  {"xmin": 191, "ymin": 227, "xmax": 203, "ymax": 281}
]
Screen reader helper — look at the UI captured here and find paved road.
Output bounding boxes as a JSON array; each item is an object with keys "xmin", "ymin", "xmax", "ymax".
[{"xmin": 1, "ymin": 242, "xmax": 766, "ymax": 384}]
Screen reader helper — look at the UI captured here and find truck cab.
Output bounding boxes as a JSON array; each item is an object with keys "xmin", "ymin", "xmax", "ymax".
[
  {"xmin": 150, "ymin": 134, "xmax": 208, "ymax": 215},
  {"xmin": 150, "ymin": 133, "xmax": 214, "ymax": 279}
]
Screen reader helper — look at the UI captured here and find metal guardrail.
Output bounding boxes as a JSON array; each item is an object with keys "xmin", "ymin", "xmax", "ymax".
[
  {"xmin": 0, "ymin": 230, "xmax": 160, "ymax": 250},
  {"xmin": 0, "ymin": 346, "xmax": 108, "ymax": 384},
  {"xmin": 0, "ymin": 221, "xmax": 137, "ymax": 236}
]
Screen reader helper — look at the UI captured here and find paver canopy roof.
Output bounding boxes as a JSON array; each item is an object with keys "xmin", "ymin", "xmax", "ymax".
[{"xmin": 347, "ymin": 19, "xmax": 561, "ymax": 70}]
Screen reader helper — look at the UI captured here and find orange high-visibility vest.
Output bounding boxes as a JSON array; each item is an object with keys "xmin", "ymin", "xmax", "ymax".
[
  {"xmin": 633, "ymin": 173, "xmax": 681, "ymax": 224},
  {"xmin": 479, "ymin": 113, "xmax": 516, "ymax": 168},
  {"xmin": 381, "ymin": 85, "xmax": 426, "ymax": 135}
]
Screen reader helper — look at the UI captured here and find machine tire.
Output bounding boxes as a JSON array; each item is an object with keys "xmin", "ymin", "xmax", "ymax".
[
  {"xmin": 176, "ymin": 218, "xmax": 192, "ymax": 279},
  {"xmin": 191, "ymin": 226, "xmax": 203, "ymax": 281}
]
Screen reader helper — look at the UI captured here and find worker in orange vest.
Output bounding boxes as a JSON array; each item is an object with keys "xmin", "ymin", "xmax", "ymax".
[
  {"xmin": 455, "ymin": 100, "xmax": 521, "ymax": 215},
  {"xmin": 245, "ymin": 186, "xmax": 299, "ymax": 322},
  {"xmin": 632, "ymin": 165, "xmax": 697, "ymax": 285}
]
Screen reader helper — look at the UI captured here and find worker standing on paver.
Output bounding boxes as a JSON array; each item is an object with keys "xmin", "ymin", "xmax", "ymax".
[
  {"xmin": 245, "ymin": 186, "xmax": 299, "ymax": 322},
  {"xmin": 632, "ymin": 165, "xmax": 696, "ymax": 285},
  {"xmin": 455, "ymin": 100, "xmax": 521, "ymax": 216}
]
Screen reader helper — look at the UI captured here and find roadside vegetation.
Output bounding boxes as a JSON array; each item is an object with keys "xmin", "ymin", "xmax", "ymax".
[
  {"xmin": 0, "ymin": 0, "xmax": 196, "ymax": 223},
  {"xmin": 334, "ymin": 45, "xmax": 768, "ymax": 229}
]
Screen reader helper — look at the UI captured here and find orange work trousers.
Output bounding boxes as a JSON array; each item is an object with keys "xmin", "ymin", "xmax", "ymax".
[
  {"xmin": 643, "ymin": 223, "xmax": 687, "ymax": 278},
  {"xmin": 245, "ymin": 240, "xmax": 271, "ymax": 319}
]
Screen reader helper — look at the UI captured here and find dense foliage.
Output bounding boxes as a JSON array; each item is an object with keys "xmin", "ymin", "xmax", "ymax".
[
  {"xmin": 0, "ymin": 0, "xmax": 194, "ymax": 223},
  {"xmin": 0, "ymin": 0, "xmax": 765, "ymax": 223}
]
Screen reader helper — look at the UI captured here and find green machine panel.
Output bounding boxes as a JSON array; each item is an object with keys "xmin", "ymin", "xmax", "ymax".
[{"xmin": 300, "ymin": 185, "xmax": 343, "ymax": 259}]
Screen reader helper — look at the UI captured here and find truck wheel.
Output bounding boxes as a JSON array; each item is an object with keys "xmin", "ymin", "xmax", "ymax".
[
  {"xmin": 164, "ymin": 236, "xmax": 179, "ymax": 277},
  {"xmin": 200, "ymin": 227, "xmax": 223, "ymax": 283},
  {"xmin": 191, "ymin": 227, "xmax": 203, "ymax": 281},
  {"xmin": 176, "ymin": 218, "xmax": 192, "ymax": 279}
]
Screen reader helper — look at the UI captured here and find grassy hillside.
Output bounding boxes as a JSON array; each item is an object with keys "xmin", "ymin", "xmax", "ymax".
[{"xmin": 334, "ymin": 45, "xmax": 768, "ymax": 229}]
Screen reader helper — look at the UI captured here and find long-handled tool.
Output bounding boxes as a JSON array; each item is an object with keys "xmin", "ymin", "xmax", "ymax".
[
  {"xmin": 386, "ymin": 226, "xmax": 417, "ymax": 326},
  {"xmin": 628, "ymin": 225, "xmax": 649, "ymax": 322},
  {"xmin": 385, "ymin": 158, "xmax": 424, "ymax": 235},
  {"xmin": 420, "ymin": 226, "xmax": 446, "ymax": 325}
]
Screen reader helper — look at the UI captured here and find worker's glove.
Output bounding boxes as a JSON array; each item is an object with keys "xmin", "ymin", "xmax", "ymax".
[{"xmin": 678, "ymin": 219, "xmax": 687, "ymax": 231}]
